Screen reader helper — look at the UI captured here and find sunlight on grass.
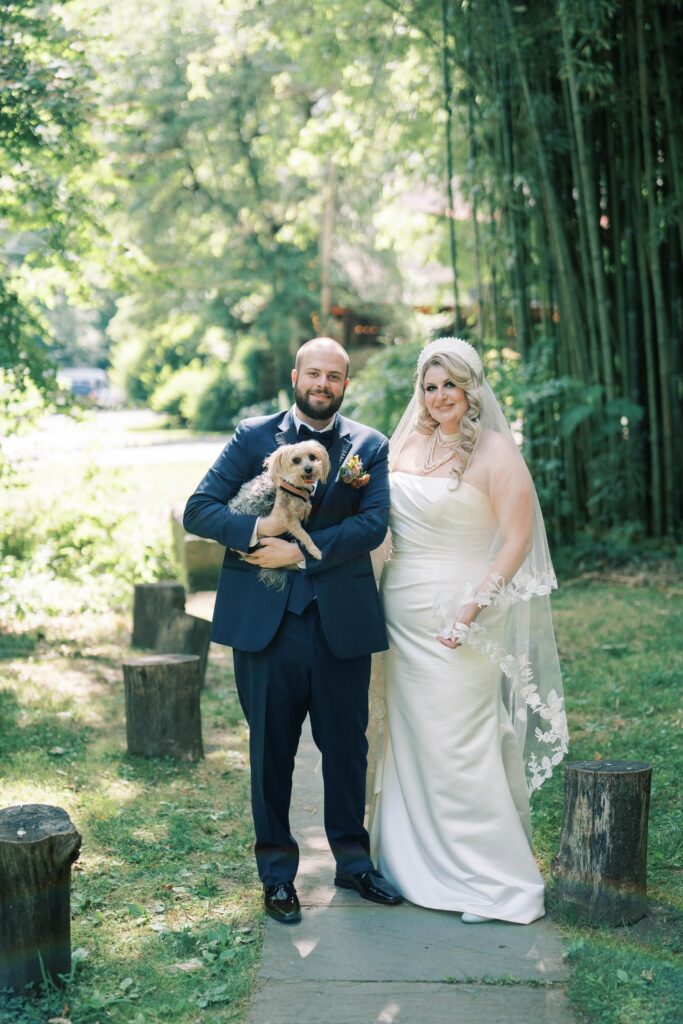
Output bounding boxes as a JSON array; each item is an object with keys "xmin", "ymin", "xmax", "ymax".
[
  {"xmin": 531, "ymin": 568, "xmax": 683, "ymax": 1024},
  {"xmin": 0, "ymin": 605, "xmax": 260, "ymax": 1024}
]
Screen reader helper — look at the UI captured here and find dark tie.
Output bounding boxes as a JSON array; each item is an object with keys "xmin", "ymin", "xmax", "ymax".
[{"xmin": 297, "ymin": 424, "xmax": 335, "ymax": 450}]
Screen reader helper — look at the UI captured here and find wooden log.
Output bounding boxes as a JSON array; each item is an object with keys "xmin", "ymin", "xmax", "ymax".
[
  {"xmin": 132, "ymin": 581, "xmax": 186, "ymax": 648},
  {"xmin": 171, "ymin": 508, "xmax": 224, "ymax": 592},
  {"xmin": 0, "ymin": 804, "xmax": 82, "ymax": 991},
  {"xmin": 122, "ymin": 654, "xmax": 203, "ymax": 761},
  {"xmin": 155, "ymin": 612, "xmax": 211, "ymax": 688},
  {"xmin": 551, "ymin": 760, "xmax": 652, "ymax": 926}
]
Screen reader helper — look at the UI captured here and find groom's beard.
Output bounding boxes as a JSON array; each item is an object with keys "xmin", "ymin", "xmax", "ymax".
[{"xmin": 294, "ymin": 383, "xmax": 345, "ymax": 423}]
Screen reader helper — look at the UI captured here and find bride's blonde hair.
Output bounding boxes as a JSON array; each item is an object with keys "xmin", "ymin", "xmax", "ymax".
[{"xmin": 416, "ymin": 351, "xmax": 484, "ymax": 487}]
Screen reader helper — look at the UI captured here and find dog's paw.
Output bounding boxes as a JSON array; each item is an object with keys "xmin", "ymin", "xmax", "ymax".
[{"xmin": 307, "ymin": 544, "xmax": 323, "ymax": 560}]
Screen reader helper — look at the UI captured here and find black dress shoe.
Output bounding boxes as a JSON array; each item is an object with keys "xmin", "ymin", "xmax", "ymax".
[
  {"xmin": 334, "ymin": 868, "xmax": 403, "ymax": 905},
  {"xmin": 264, "ymin": 882, "xmax": 301, "ymax": 924}
]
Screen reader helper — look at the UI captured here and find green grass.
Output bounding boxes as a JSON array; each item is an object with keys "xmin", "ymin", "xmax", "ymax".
[
  {"xmin": 2, "ymin": 568, "xmax": 680, "ymax": 1024},
  {"xmin": 531, "ymin": 560, "xmax": 683, "ymax": 1024},
  {"xmin": 2, "ymin": 416, "xmax": 681, "ymax": 1022},
  {"xmin": 0, "ymin": 612, "xmax": 261, "ymax": 1023}
]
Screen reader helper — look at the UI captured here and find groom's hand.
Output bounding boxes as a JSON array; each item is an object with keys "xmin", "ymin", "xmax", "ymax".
[{"xmin": 241, "ymin": 537, "xmax": 303, "ymax": 569}]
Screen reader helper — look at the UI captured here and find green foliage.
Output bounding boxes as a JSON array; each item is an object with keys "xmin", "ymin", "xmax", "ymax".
[
  {"xmin": 149, "ymin": 365, "xmax": 218, "ymax": 425},
  {"xmin": 345, "ymin": 340, "xmax": 422, "ymax": 435},
  {"xmin": 565, "ymin": 940, "xmax": 681, "ymax": 1024},
  {"xmin": 0, "ymin": 462, "xmax": 175, "ymax": 622},
  {"xmin": 0, "ymin": 370, "xmax": 55, "ymax": 483},
  {"xmin": 0, "ymin": 284, "xmax": 55, "ymax": 394},
  {"xmin": 0, "ymin": 0, "xmax": 97, "ymax": 391},
  {"xmin": 148, "ymin": 351, "xmax": 271, "ymax": 432},
  {"xmin": 83, "ymin": 0, "xmax": 437, "ymax": 407},
  {"xmin": 192, "ymin": 373, "xmax": 248, "ymax": 433}
]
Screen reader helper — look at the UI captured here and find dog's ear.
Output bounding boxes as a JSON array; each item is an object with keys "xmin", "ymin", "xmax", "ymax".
[
  {"xmin": 264, "ymin": 445, "xmax": 291, "ymax": 483},
  {"xmin": 316, "ymin": 444, "xmax": 331, "ymax": 483}
]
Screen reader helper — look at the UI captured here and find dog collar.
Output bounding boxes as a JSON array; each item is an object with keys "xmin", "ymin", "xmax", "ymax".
[{"xmin": 278, "ymin": 480, "xmax": 313, "ymax": 501}]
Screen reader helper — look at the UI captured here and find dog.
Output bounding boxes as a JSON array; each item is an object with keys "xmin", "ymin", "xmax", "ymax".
[{"xmin": 228, "ymin": 439, "xmax": 331, "ymax": 590}]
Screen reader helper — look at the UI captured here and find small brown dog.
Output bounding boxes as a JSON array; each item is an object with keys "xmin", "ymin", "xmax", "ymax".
[{"xmin": 228, "ymin": 439, "xmax": 331, "ymax": 589}]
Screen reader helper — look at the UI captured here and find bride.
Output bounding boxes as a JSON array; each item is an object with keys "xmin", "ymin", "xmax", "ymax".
[{"xmin": 368, "ymin": 337, "xmax": 568, "ymax": 924}]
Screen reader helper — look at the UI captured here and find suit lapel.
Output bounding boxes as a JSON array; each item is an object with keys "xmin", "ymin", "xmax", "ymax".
[
  {"xmin": 311, "ymin": 425, "xmax": 353, "ymax": 511},
  {"xmin": 274, "ymin": 409, "xmax": 298, "ymax": 449}
]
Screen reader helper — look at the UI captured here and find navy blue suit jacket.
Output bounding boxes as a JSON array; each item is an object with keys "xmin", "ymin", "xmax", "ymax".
[{"xmin": 183, "ymin": 409, "xmax": 390, "ymax": 659}]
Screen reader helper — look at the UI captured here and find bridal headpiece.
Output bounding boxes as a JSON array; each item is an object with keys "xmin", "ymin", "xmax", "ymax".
[{"xmin": 417, "ymin": 336, "xmax": 483, "ymax": 376}]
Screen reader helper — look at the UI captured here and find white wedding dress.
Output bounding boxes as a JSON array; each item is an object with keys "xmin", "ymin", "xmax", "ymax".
[{"xmin": 370, "ymin": 471, "xmax": 545, "ymax": 923}]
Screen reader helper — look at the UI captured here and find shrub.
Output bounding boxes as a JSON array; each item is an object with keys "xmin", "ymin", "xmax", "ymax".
[
  {"xmin": 149, "ymin": 365, "xmax": 215, "ymax": 425},
  {"xmin": 193, "ymin": 373, "xmax": 245, "ymax": 431},
  {"xmin": 344, "ymin": 341, "xmax": 422, "ymax": 436},
  {"xmin": 0, "ymin": 463, "xmax": 175, "ymax": 622},
  {"xmin": 149, "ymin": 365, "xmax": 256, "ymax": 431}
]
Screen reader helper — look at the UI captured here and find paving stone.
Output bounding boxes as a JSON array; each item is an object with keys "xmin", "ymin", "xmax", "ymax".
[
  {"xmin": 257, "ymin": 904, "xmax": 567, "ymax": 984},
  {"xmin": 246, "ymin": 980, "xmax": 575, "ymax": 1024}
]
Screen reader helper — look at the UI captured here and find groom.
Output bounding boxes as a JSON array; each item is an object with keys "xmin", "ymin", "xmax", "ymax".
[{"xmin": 183, "ymin": 336, "xmax": 402, "ymax": 923}]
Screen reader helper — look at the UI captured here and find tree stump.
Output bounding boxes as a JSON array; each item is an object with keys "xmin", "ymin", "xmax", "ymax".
[
  {"xmin": 171, "ymin": 508, "xmax": 224, "ymax": 591},
  {"xmin": 122, "ymin": 654, "xmax": 203, "ymax": 761},
  {"xmin": 155, "ymin": 612, "xmax": 212, "ymax": 688},
  {"xmin": 551, "ymin": 760, "xmax": 652, "ymax": 926},
  {"xmin": 131, "ymin": 581, "xmax": 186, "ymax": 648},
  {"xmin": 0, "ymin": 804, "xmax": 82, "ymax": 991}
]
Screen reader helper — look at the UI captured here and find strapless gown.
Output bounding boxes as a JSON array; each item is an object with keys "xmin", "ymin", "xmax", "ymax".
[{"xmin": 370, "ymin": 472, "xmax": 545, "ymax": 923}]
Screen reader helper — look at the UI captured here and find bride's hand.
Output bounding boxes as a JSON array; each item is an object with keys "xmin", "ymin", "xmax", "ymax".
[{"xmin": 436, "ymin": 602, "xmax": 479, "ymax": 649}]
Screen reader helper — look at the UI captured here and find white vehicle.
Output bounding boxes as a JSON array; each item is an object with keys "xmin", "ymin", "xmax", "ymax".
[{"xmin": 57, "ymin": 367, "xmax": 125, "ymax": 408}]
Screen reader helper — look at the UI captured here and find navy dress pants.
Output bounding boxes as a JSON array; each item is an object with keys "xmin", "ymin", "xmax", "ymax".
[{"xmin": 232, "ymin": 604, "xmax": 373, "ymax": 886}]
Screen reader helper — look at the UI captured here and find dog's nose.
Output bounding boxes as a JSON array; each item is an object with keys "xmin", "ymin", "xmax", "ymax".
[{"xmin": 304, "ymin": 465, "xmax": 313, "ymax": 474}]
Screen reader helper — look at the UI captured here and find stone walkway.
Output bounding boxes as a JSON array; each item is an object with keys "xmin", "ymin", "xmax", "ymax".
[{"xmin": 245, "ymin": 720, "xmax": 576, "ymax": 1024}]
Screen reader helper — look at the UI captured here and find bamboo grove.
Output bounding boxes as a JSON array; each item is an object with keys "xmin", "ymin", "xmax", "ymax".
[{"xmin": 425, "ymin": 0, "xmax": 683, "ymax": 541}]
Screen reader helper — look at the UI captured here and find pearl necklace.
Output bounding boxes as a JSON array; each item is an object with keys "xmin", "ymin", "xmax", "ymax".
[{"xmin": 423, "ymin": 426, "xmax": 461, "ymax": 474}]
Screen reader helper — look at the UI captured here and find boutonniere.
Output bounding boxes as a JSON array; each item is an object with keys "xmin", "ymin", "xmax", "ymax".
[{"xmin": 338, "ymin": 454, "xmax": 371, "ymax": 488}]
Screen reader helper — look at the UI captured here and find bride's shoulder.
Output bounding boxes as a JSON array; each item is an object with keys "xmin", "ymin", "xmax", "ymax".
[
  {"xmin": 474, "ymin": 429, "xmax": 530, "ymax": 485},
  {"xmin": 475, "ymin": 428, "xmax": 516, "ymax": 459}
]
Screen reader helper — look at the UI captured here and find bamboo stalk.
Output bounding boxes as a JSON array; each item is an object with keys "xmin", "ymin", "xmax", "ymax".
[
  {"xmin": 630, "ymin": 29, "xmax": 662, "ymax": 535},
  {"xmin": 558, "ymin": 0, "xmax": 615, "ymax": 401},
  {"xmin": 441, "ymin": 0, "xmax": 461, "ymax": 326},
  {"xmin": 635, "ymin": 0, "xmax": 674, "ymax": 534},
  {"xmin": 560, "ymin": 72, "xmax": 600, "ymax": 385}
]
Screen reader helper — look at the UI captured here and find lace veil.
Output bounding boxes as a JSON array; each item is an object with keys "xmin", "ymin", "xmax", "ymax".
[{"xmin": 367, "ymin": 337, "xmax": 568, "ymax": 805}]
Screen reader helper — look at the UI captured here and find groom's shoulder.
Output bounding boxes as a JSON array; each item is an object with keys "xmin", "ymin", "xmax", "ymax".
[
  {"xmin": 236, "ymin": 411, "xmax": 284, "ymax": 434},
  {"xmin": 338, "ymin": 414, "xmax": 388, "ymax": 447}
]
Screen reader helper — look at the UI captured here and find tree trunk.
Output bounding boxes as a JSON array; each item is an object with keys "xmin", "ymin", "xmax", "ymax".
[
  {"xmin": 0, "ymin": 804, "xmax": 82, "ymax": 991},
  {"xmin": 132, "ymin": 581, "xmax": 186, "ymax": 648},
  {"xmin": 441, "ymin": 0, "xmax": 460, "ymax": 325},
  {"xmin": 155, "ymin": 612, "xmax": 212, "ymax": 688},
  {"xmin": 122, "ymin": 654, "xmax": 203, "ymax": 761},
  {"xmin": 635, "ymin": 0, "xmax": 674, "ymax": 535},
  {"xmin": 552, "ymin": 760, "xmax": 652, "ymax": 926},
  {"xmin": 320, "ymin": 158, "xmax": 336, "ymax": 328},
  {"xmin": 559, "ymin": 0, "xmax": 615, "ymax": 400}
]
